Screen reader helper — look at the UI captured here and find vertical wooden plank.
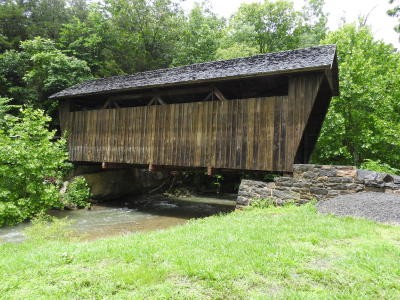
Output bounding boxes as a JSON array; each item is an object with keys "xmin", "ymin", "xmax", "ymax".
[
  {"xmin": 246, "ymin": 99, "xmax": 254, "ymax": 170},
  {"xmin": 241, "ymin": 99, "xmax": 248, "ymax": 170}
]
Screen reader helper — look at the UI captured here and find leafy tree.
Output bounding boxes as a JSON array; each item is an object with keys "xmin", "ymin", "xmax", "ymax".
[
  {"xmin": 23, "ymin": 0, "xmax": 71, "ymax": 39},
  {"xmin": 58, "ymin": 5, "xmax": 121, "ymax": 77},
  {"xmin": 0, "ymin": 0, "xmax": 91, "ymax": 48},
  {"xmin": 388, "ymin": 0, "xmax": 400, "ymax": 37},
  {"xmin": 0, "ymin": 97, "xmax": 14, "ymax": 124},
  {"xmin": 224, "ymin": 0, "xmax": 327, "ymax": 54},
  {"xmin": 0, "ymin": 107, "xmax": 70, "ymax": 226},
  {"xmin": 313, "ymin": 24, "xmax": 400, "ymax": 168},
  {"xmin": 300, "ymin": 0, "xmax": 328, "ymax": 46},
  {"xmin": 228, "ymin": 0, "xmax": 303, "ymax": 53},
  {"xmin": 104, "ymin": 0, "xmax": 184, "ymax": 73},
  {"xmin": 0, "ymin": 37, "xmax": 92, "ymax": 113},
  {"xmin": 0, "ymin": 0, "xmax": 28, "ymax": 50},
  {"xmin": 172, "ymin": 4, "xmax": 225, "ymax": 66},
  {"xmin": 214, "ymin": 42, "xmax": 259, "ymax": 60}
]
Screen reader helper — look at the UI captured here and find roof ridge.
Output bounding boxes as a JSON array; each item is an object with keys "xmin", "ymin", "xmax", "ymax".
[{"xmin": 86, "ymin": 44, "xmax": 337, "ymax": 81}]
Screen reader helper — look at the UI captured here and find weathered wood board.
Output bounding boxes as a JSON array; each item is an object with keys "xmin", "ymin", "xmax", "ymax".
[{"xmin": 61, "ymin": 73, "xmax": 324, "ymax": 172}]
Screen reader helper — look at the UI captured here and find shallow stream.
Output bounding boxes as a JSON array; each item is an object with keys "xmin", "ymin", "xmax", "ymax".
[{"xmin": 0, "ymin": 195, "xmax": 235, "ymax": 243}]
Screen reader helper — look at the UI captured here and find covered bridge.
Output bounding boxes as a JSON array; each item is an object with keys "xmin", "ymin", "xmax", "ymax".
[{"xmin": 51, "ymin": 44, "xmax": 339, "ymax": 173}]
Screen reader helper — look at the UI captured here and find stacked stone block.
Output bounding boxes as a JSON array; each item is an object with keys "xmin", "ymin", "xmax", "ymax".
[{"xmin": 237, "ymin": 164, "xmax": 400, "ymax": 206}]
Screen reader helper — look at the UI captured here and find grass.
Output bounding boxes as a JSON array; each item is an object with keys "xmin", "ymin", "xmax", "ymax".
[{"xmin": 1, "ymin": 204, "xmax": 400, "ymax": 299}]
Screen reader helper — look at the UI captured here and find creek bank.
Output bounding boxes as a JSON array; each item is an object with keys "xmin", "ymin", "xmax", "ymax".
[{"xmin": 237, "ymin": 164, "xmax": 400, "ymax": 206}]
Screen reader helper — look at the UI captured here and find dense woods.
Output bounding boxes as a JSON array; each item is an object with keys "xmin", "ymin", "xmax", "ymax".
[{"xmin": 0, "ymin": 0, "xmax": 399, "ymax": 224}]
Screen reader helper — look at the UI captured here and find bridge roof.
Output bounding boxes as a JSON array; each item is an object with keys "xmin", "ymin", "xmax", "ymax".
[{"xmin": 50, "ymin": 44, "xmax": 337, "ymax": 99}]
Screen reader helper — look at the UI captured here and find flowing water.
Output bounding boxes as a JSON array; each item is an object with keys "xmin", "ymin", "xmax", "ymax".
[{"xmin": 0, "ymin": 195, "xmax": 235, "ymax": 243}]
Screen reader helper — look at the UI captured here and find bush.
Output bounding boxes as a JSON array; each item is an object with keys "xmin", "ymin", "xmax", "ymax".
[
  {"xmin": 249, "ymin": 198, "xmax": 275, "ymax": 209},
  {"xmin": 360, "ymin": 159, "xmax": 400, "ymax": 175},
  {"xmin": 24, "ymin": 213, "xmax": 73, "ymax": 242},
  {"xmin": 63, "ymin": 176, "xmax": 91, "ymax": 209},
  {"xmin": 0, "ymin": 107, "xmax": 70, "ymax": 226}
]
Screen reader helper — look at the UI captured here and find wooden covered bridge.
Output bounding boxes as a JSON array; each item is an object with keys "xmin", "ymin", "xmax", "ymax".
[{"xmin": 51, "ymin": 45, "xmax": 339, "ymax": 173}]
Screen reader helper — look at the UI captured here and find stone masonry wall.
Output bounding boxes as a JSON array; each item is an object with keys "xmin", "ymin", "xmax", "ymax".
[{"xmin": 237, "ymin": 164, "xmax": 400, "ymax": 206}]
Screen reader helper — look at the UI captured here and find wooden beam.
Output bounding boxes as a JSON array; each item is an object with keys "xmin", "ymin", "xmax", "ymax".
[
  {"xmin": 213, "ymin": 87, "xmax": 227, "ymax": 101},
  {"xmin": 147, "ymin": 97, "xmax": 156, "ymax": 106},
  {"xmin": 102, "ymin": 100, "xmax": 111, "ymax": 109},
  {"xmin": 156, "ymin": 96, "xmax": 166, "ymax": 105},
  {"xmin": 202, "ymin": 91, "xmax": 212, "ymax": 101}
]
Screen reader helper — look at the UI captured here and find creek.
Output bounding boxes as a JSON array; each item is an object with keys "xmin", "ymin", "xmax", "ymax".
[{"xmin": 0, "ymin": 194, "xmax": 235, "ymax": 243}]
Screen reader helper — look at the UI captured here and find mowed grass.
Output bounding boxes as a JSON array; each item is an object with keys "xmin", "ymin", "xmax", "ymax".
[{"xmin": 1, "ymin": 204, "xmax": 400, "ymax": 299}]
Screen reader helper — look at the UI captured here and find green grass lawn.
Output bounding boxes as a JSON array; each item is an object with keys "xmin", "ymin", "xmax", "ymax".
[{"xmin": 1, "ymin": 204, "xmax": 400, "ymax": 299}]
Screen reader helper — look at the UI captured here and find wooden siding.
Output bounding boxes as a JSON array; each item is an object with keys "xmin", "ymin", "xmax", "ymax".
[{"xmin": 61, "ymin": 73, "xmax": 323, "ymax": 172}]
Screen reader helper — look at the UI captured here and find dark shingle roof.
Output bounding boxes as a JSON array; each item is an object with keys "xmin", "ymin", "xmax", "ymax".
[{"xmin": 50, "ymin": 44, "xmax": 337, "ymax": 99}]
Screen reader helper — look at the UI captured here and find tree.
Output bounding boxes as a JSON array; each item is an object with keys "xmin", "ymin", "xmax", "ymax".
[
  {"xmin": 23, "ymin": 0, "xmax": 71, "ymax": 39},
  {"xmin": 58, "ymin": 5, "xmax": 120, "ymax": 77},
  {"xmin": 104, "ymin": 0, "xmax": 184, "ymax": 73},
  {"xmin": 388, "ymin": 0, "xmax": 400, "ymax": 38},
  {"xmin": 0, "ymin": 37, "xmax": 92, "ymax": 114},
  {"xmin": 224, "ymin": 0, "xmax": 327, "ymax": 54},
  {"xmin": 313, "ymin": 25, "xmax": 400, "ymax": 168},
  {"xmin": 300, "ymin": 0, "xmax": 328, "ymax": 46},
  {"xmin": 214, "ymin": 42, "xmax": 259, "ymax": 60},
  {"xmin": 0, "ymin": 0, "xmax": 29, "ymax": 50},
  {"xmin": 0, "ymin": 107, "xmax": 70, "ymax": 226},
  {"xmin": 171, "ymin": 4, "xmax": 225, "ymax": 66},
  {"xmin": 229, "ymin": 0, "xmax": 302, "ymax": 53}
]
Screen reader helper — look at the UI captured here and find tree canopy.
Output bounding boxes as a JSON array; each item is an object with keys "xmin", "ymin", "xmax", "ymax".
[
  {"xmin": 388, "ymin": 0, "xmax": 400, "ymax": 37},
  {"xmin": 313, "ymin": 24, "xmax": 400, "ymax": 168}
]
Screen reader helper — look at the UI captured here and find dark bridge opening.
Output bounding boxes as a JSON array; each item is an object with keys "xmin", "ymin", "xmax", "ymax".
[{"xmin": 69, "ymin": 75, "xmax": 289, "ymax": 112}]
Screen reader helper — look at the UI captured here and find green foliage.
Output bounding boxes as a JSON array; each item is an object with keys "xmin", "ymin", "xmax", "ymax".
[
  {"xmin": 58, "ymin": 6, "xmax": 121, "ymax": 77},
  {"xmin": 0, "ymin": 97, "xmax": 16, "ymax": 124},
  {"xmin": 313, "ymin": 25, "xmax": 400, "ymax": 168},
  {"xmin": 212, "ymin": 174, "xmax": 223, "ymax": 194},
  {"xmin": 222, "ymin": 0, "xmax": 327, "ymax": 55},
  {"xmin": 0, "ymin": 107, "xmax": 70, "ymax": 226},
  {"xmin": 21, "ymin": 37, "xmax": 92, "ymax": 112},
  {"xmin": 388, "ymin": 0, "xmax": 400, "ymax": 36},
  {"xmin": 63, "ymin": 176, "xmax": 91, "ymax": 209},
  {"xmin": 105, "ymin": 0, "xmax": 184, "ymax": 73},
  {"xmin": 360, "ymin": 159, "xmax": 400, "ymax": 175},
  {"xmin": 172, "ymin": 4, "xmax": 225, "ymax": 66},
  {"xmin": 0, "ymin": 0, "xmax": 28, "ymax": 50},
  {"xmin": 214, "ymin": 42, "xmax": 259, "ymax": 60},
  {"xmin": 0, "ymin": 37, "xmax": 92, "ymax": 113},
  {"xmin": 249, "ymin": 197, "xmax": 274, "ymax": 209},
  {"xmin": 24, "ymin": 213, "xmax": 73, "ymax": 242}
]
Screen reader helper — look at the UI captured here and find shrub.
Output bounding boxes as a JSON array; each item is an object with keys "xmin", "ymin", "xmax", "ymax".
[
  {"xmin": 360, "ymin": 159, "xmax": 400, "ymax": 175},
  {"xmin": 0, "ymin": 107, "xmax": 70, "ymax": 226},
  {"xmin": 249, "ymin": 198, "xmax": 275, "ymax": 209},
  {"xmin": 63, "ymin": 176, "xmax": 91, "ymax": 209},
  {"xmin": 24, "ymin": 213, "xmax": 73, "ymax": 242}
]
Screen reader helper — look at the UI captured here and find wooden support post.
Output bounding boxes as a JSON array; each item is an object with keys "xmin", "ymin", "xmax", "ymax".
[
  {"xmin": 207, "ymin": 166, "xmax": 213, "ymax": 176},
  {"xmin": 149, "ymin": 163, "xmax": 154, "ymax": 172}
]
